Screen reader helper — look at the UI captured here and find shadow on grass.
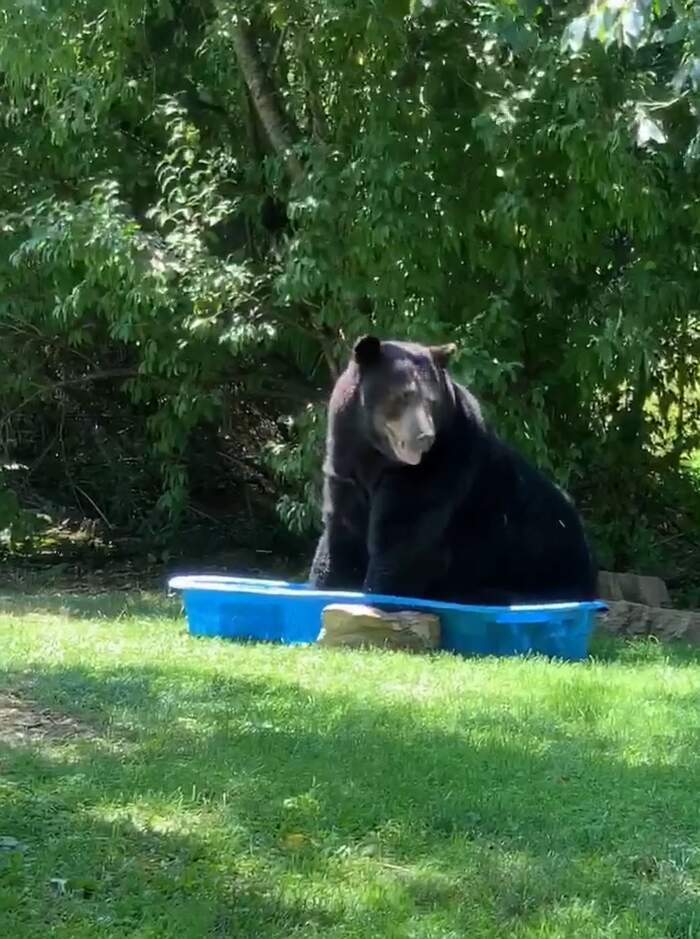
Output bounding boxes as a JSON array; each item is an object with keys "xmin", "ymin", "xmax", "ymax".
[
  {"xmin": 2, "ymin": 657, "xmax": 700, "ymax": 937},
  {"xmin": 0, "ymin": 589, "xmax": 181, "ymax": 622},
  {"xmin": 0, "ymin": 788, "xmax": 336, "ymax": 936}
]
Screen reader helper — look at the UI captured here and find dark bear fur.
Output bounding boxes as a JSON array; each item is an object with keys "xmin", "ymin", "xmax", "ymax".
[{"xmin": 309, "ymin": 337, "xmax": 596, "ymax": 605}]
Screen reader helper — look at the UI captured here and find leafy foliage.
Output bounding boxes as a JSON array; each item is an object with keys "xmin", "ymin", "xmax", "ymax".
[{"xmin": 0, "ymin": 1, "xmax": 699, "ymax": 589}]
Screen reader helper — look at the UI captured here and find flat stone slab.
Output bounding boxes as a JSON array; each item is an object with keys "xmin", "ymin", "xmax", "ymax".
[
  {"xmin": 318, "ymin": 603, "xmax": 441, "ymax": 651},
  {"xmin": 597, "ymin": 571, "xmax": 670, "ymax": 607},
  {"xmin": 599, "ymin": 600, "xmax": 700, "ymax": 643}
]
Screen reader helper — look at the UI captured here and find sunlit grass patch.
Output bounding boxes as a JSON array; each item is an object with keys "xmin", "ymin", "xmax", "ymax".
[{"xmin": 1, "ymin": 591, "xmax": 700, "ymax": 937}]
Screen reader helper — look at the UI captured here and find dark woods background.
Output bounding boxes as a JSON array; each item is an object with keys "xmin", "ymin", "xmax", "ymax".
[{"xmin": 1, "ymin": 1, "xmax": 699, "ymax": 603}]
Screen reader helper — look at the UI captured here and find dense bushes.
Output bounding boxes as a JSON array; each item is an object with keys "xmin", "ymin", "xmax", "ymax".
[{"xmin": 0, "ymin": 1, "xmax": 699, "ymax": 594}]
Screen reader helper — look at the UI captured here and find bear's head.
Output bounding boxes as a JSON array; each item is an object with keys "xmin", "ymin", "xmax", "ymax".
[{"xmin": 352, "ymin": 335, "xmax": 456, "ymax": 466}]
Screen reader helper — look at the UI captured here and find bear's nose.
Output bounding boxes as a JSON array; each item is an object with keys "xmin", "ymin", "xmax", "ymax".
[{"xmin": 417, "ymin": 431, "xmax": 435, "ymax": 451}]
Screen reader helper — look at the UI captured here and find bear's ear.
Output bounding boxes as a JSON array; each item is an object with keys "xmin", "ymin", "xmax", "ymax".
[
  {"xmin": 429, "ymin": 343, "xmax": 457, "ymax": 368},
  {"xmin": 353, "ymin": 335, "xmax": 382, "ymax": 368}
]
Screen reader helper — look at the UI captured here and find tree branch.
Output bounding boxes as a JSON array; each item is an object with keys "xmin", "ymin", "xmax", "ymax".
[
  {"xmin": 318, "ymin": 329, "xmax": 340, "ymax": 382},
  {"xmin": 1, "ymin": 369, "xmax": 139, "ymax": 426},
  {"xmin": 230, "ymin": 20, "xmax": 305, "ymax": 184}
]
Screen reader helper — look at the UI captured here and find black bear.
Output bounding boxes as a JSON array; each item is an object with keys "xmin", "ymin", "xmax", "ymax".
[{"xmin": 309, "ymin": 336, "xmax": 596, "ymax": 604}]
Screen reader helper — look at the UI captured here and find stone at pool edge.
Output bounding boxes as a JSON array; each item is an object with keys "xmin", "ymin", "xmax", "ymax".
[
  {"xmin": 318, "ymin": 603, "xmax": 441, "ymax": 651},
  {"xmin": 597, "ymin": 572, "xmax": 670, "ymax": 608}
]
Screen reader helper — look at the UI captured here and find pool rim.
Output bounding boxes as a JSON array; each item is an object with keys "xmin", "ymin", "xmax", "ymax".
[{"xmin": 168, "ymin": 574, "xmax": 608, "ymax": 616}]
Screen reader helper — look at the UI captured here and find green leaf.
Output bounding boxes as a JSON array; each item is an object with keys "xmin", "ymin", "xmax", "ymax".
[
  {"xmin": 562, "ymin": 16, "xmax": 589, "ymax": 53},
  {"xmin": 386, "ymin": 0, "xmax": 411, "ymax": 18},
  {"xmin": 621, "ymin": 7, "xmax": 645, "ymax": 49},
  {"xmin": 636, "ymin": 112, "xmax": 667, "ymax": 147}
]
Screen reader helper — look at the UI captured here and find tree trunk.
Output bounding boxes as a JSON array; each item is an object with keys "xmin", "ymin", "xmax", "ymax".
[{"xmin": 230, "ymin": 22, "xmax": 305, "ymax": 184}]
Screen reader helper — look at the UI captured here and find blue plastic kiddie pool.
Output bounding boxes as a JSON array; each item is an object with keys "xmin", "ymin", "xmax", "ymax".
[{"xmin": 168, "ymin": 574, "xmax": 606, "ymax": 661}]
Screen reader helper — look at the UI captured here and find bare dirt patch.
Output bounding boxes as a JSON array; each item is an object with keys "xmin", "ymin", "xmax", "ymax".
[{"xmin": 0, "ymin": 691, "xmax": 92, "ymax": 745}]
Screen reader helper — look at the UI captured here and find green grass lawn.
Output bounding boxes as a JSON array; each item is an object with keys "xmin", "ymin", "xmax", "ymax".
[{"xmin": 1, "ymin": 590, "xmax": 700, "ymax": 938}]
